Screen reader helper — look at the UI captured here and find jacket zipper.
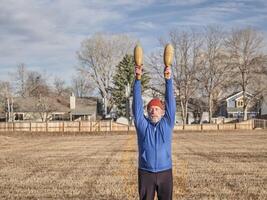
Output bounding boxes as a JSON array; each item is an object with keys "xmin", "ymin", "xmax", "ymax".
[{"xmin": 154, "ymin": 126, "xmax": 157, "ymax": 170}]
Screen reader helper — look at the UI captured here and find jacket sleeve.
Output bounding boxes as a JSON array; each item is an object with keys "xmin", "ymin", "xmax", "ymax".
[
  {"xmin": 132, "ymin": 80, "xmax": 147, "ymax": 131},
  {"xmin": 164, "ymin": 78, "xmax": 176, "ymax": 128}
]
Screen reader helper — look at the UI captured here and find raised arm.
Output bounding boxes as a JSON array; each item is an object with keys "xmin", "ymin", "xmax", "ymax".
[
  {"xmin": 132, "ymin": 66, "xmax": 146, "ymax": 128},
  {"xmin": 164, "ymin": 67, "xmax": 176, "ymax": 127}
]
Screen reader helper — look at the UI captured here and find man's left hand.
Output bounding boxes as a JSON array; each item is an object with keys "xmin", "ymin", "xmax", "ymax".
[{"xmin": 164, "ymin": 66, "xmax": 171, "ymax": 79}]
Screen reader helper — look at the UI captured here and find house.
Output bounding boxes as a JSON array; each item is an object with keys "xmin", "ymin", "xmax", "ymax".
[
  {"xmin": 259, "ymin": 94, "xmax": 267, "ymax": 119},
  {"xmin": 216, "ymin": 91, "xmax": 261, "ymax": 120},
  {"xmin": 5, "ymin": 94, "xmax": 98, "ymax": 122},
  {"xmin": 0, "ymin": 108, "xmax": 5, "ymax": 122}
]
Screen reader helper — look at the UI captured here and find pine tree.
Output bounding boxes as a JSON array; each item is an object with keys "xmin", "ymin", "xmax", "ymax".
[{"xmin": 112, "ymin": 54, "xmax": 149, "ymax": 118}]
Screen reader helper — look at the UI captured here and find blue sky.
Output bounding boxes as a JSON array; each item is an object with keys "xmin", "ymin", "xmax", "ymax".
[{"xmin": 0, "ymin": 0, "xmax": 267, "ymax": 84}]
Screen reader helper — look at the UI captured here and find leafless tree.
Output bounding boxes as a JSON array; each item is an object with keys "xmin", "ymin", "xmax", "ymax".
[
  {"xmin": 10, "ymin": 64, "xmax": 51, "ymax": 98},
  {"xmin": 35, "ymin": 96, "xmax": 56, "ymax": 122},
  {"xmin": 26, "ymin": 71, "xmax": 50, "ymax": 97},
  {"xmin": 225, "ymin": 27, "xmax": 267, "ymax": 120},
  {"xmin": 146, "ymin": 50, "xmax": 166, "ymax": 96},
  {"xmin": 71, "ymin": 73, "xmax": 94, "ymax": 97},
  {"xmin": 10, "ymin": 63, "xmax": 28, "ymax": 97},
  {"xmin": 0, "ymin": 81, "xmax": 13, "ymax": 121},
  {"xmin": 53, "ymin": 76, "xmax": 72, "ymax": 97},
  {"xmin": 198, "ymin": 26, "xmax": 233, "ymax": 122},
  {"xmin": 53, "ymin": 77, "xmax": 65, "ymax": 96},
  {"xmin": 77, "ymin": 33, "xmax": 135, "ymax": 115},
  {"xmin": 170, "ymin": 29, "xmax": 202, "ymax": 124},
  {"xmin": 148, "ymin": 29, "xmax": 202, "ymax": 124}
]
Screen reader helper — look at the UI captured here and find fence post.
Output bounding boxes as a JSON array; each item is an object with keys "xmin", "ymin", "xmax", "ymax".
[
  {"xmin": 13, "ymin": 122, "xmax": 15, "ymax": 132},
  {"xmin": 110, "ymin": 120, "xmax": 112, "ymax": 131},
  {"xmin": 99, "ymin": 121, "xmax": 101, "ymax": 131},
  {"xmin": 46, "ymin": 121, "xmax": 48, "ymax": 132}
]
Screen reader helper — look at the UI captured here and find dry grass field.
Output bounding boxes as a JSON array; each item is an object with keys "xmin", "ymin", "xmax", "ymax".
[{"xmin": 0, "ymin": 130, "xmax": 266, "ymax": 200}]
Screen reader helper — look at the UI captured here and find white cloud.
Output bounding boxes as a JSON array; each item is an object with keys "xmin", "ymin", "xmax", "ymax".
[
  {"xmin": 0, "ymin": 0, "xmax": 127, "ymax": 82},
  {"xmin": 166, "ymin": 0, "xmax": 208, "ymax": 6},
  {"xmin": 133, "ymin": 21, "xmax": 156, "ymax": 30},
  {"xmin": 0, "ymin": 0, "xmax": 266, "ymax": 84}
]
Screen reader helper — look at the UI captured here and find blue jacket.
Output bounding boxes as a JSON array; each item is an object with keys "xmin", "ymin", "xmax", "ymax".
[{"xmin": 132, "ymin": 78, "xmax": 176, "ymax": 172}]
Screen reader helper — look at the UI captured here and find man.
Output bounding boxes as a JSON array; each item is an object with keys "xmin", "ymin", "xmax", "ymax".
[{"xmin": 132, "ymin": 65, "xmax": 176, "ymax": 200}]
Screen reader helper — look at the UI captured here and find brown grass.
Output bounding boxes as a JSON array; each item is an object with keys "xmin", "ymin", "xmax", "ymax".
[{"xmin": 0, "ymin": 130, "xmax": 266, "ymax": 199}]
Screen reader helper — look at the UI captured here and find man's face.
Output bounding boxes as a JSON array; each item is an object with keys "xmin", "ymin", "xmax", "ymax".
[{"xmin": 148, "ymin": 106, "xmax": 164, "ymax": 123}]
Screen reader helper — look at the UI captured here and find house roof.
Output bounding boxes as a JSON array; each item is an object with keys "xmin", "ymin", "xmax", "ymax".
[
  {"xmin": 12, "ymin": 96, "xmax": 97, "ymax": 115},
  {"xmin": 70, "ymin": 97, "xmax": 97, "ymax": 115},
  {"xmin": 226, "ymin": 91, "xmax": 253, "ymax": 101},
  {"xmin": 13, "ymin": 96, "xmax": 68, "ymax": 112}
]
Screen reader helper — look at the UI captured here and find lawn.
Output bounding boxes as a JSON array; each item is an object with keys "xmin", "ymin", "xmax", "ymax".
[{"xmin": 0, "ymin": 130, "xmax": 266, "ymax": 199}]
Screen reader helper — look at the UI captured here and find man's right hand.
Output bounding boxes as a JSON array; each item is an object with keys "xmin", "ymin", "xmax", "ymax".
[{"xmin": 135, "ymin": 65, "xmax": 143, "ymax": 80}]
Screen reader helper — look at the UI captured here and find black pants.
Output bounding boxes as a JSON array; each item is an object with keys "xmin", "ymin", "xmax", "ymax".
[{"xmin": 138, "ymin": 168, "xmax": 173, "ymax": 200}]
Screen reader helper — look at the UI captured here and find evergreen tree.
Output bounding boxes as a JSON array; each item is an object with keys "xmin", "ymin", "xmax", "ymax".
[{"xmin": 112, "ymin": 54, "xmax": 149, "ymax": 118}]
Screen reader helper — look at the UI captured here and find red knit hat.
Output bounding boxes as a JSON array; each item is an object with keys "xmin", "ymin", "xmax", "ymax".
[{"xmin": 147, "ymin": 98, "xmax": 164, "ymax": 110}]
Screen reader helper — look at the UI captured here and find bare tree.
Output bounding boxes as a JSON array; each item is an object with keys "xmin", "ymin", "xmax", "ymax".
[
  {"xmin": 26, "ymin": 71, "xmax": 50, "ymax": 97},
  {"xmin": 198, "ymin": 26, "xmax": 232, "ymax": 123},
  {"xmin": 10, "ymin": 63, "xmax": 28, "ymax": 97},
  {"xmin": 149, "ymin": 29, "xmax": 202, "ymax": 124},
  {"xmin": 10, "ymin": 64, "xmax": 51, "ymax": 98},
  {"xmin": 147, "ymin": 50, "xmax": 166, "ymax": 96},
  {"xmin": 0, "ymin": 81, "xmax": 13, "ymax": 121},
  {"xmin": 35, "ymin": 96, "xmax": 56, "ymax": 122},
  {"xmin": 53, "ymin": 76, "xmax": 72, "ymax": 97},
  {"xmin": 71, "ymin": 73, "xmax": 94, "ymax": 97},
  {"xmin": 170, "ymin": 29, "xmax": 202, "ymax": 124},
  {"xmin": 77, "ymin": 33, "xmax": 135, "ymax": 116},
  {"xmin": 225, "ymin": 27, "xmax": 267, "ymax": 120}
]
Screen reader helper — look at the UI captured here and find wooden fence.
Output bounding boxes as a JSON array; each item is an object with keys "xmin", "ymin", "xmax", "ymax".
[{"xmin": 0, "ymin": 119, "xmax": 265, "ymax": 133}]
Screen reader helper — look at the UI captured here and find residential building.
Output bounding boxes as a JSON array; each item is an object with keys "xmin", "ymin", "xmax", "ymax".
[{"xmin": 3, "ymin": 94, "xmax": 98, "ymax": 122}]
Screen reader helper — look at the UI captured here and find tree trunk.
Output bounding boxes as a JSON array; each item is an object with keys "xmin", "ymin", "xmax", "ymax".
[
  {"xmin": 243, "ymin": 105, "xmax": 248, "ymax": 120},
  {"xmin": 185, "ymin": 101, "xmax": 188, "ymax": 124},
  {"xmin": 242, "ymin": 91, "xmax": 248, "ymax": 121},
  {"xmin": 7, "ymin": 98, "xmax": 11, "ymax": 122},
  {"xmin": 181, "ymin": 100, "xmax": 186, "ymax": 125},
  {"xmin": 209, "ymin": 93, "xmax": 213, "ymax": 123}
]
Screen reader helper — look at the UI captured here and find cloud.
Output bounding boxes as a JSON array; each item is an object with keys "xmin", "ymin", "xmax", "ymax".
[
  {"xmin": 165, "ymin": 0, "xmax": 208, "ymax": 6},
  {"xmin": 167, "ymin": 0, "xmax": 267, "ymax": 30},
  {"xmin": 0, "ymin": 0, "xmax": 266, "ymax": 84},
  {"xmin": 133, "ymin": 21, "xmax": 156, "ymax": 30},
  {"xmin": 0, "ymin": 0, "xmax": 127, "ymax": 82}
]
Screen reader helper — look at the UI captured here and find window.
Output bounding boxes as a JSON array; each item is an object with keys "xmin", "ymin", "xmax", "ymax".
[
  {"xmin": 52, "ymin": 114, "xmax": 63, "ymax": 121},
  {"xmin": 236, "ymin": 100, "xmax": 244, "ymax": 107},
  {"xmin": 15, "ymin": 113, "xmax": 23, "ymax": 120}
]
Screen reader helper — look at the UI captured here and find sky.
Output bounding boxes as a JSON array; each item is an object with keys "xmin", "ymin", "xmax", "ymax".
[{"xmin": 0, "ymin": 0, "xmax": 267, "ymax": 84}]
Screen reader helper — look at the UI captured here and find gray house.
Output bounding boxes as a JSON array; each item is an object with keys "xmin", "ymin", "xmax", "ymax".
[
  {"xmin": 217, "ymin": 91, "xmax": 261, "ymax": 119},
  {"xmin": 259, "ymin": 94, "xmax": 267, "ymax": 118},
  {"xmin": 5, "ymin": 94, "xmax": 98, "ymax": 122}
]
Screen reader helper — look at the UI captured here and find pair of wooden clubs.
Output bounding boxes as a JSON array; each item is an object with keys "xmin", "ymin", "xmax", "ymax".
[{"xmin": 134, "ymin": 44, "xmax": 174, "ymax": 80}]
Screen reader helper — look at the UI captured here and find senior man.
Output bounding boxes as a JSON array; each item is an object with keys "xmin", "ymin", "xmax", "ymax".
[{"xmin": 132, "ymin": 64, "xmax": 176, "ymax": 200}]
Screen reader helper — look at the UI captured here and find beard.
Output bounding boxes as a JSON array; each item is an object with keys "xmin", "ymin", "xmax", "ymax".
[{"xmin": 149, "ymin": 116, "xmax": 162, "ymax": 124}]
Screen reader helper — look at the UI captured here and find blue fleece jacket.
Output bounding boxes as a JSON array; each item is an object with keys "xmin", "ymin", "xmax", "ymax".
[{"xmin": 132, "ymin": 78, "xmax": 176, "ymax": 172}]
